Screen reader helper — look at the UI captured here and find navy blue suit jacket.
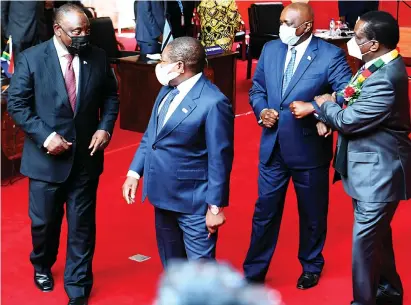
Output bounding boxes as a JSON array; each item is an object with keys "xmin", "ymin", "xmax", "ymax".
[
  {"xmin": 7, "ymin": 39, "xmax": 119, "ymax": 183},
  {"xmin": 129, "ymin": 75, "xmax": 234, "ymax": 215},
  {"xmin": 135, "ymin": 1, "xmax": 165, "ymax": 43},
  {"xmin": 250, "ymin": 36, "xmax": 352, "ymax": 168}
]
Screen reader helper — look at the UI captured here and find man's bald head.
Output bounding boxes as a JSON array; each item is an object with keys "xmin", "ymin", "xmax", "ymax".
[
  {"xmin": 279, "ymin": 3, "xmax": 314, "ymax": 46},
  {"xmin": 281, "ymin": 3, "xmax": 314, "ymax": 28},
  {"xmin": 286, "ymin": 3, "xmax": 314, "ymax": 22}
]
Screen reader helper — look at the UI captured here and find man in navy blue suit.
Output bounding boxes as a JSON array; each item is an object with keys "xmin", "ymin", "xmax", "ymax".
[
  {"xmin": 243, "ymin": 3, "xmax": 352, "ymax": 289},
  {"xmin": 7, "ymin": 4, "xmax": 119, "ymax": 305},
  {"xmin": 135, "ymin": 0, "xmax": 165, "ymax": 54},
  {"xmin": 122, "ymin": 37, "xmax": 234, "ymax": 266}
]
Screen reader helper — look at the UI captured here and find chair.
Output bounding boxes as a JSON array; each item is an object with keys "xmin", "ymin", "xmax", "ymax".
[
  {"xmin": 234, "ymin": 21, "xmax": 246, "ymax": 61},
  {"xmin": 247, "ymin": 3, "xmax": 283, "ymax": 79},
  {"xmin": 89, "ymin": 17, "xmax": 138, "ymax": 64},
  {"xmin": 84, "ymin": 7, "xmax": 97, "ymax": 19}
]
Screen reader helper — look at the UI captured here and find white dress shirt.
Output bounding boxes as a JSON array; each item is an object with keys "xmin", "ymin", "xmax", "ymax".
[
  {"xmin": 283, "ymin": 34, "xmax": 313, "ymax": 74},
  {"xmin": 43, "ymin": 37, "xmax": 80, "ymax": 147},
  {"xmin": 258, "ymin": 35, "xmax": 313, "ymax": 123},
  {"xmin": 127, "ymin": 72, "xmax": 203, "ymax": 179}
]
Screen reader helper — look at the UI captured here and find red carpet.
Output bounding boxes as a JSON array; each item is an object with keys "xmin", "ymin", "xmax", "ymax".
[{"xmin": 2, "ymin": 60, "xmax": 411, "ymax": 305}]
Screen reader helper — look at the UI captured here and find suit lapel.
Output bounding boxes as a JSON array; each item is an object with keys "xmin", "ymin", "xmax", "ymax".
[
  {"xmin": 44, "ymin": 40, "xmax": 70, "ymax": 112},
  {"xmin": 281, "ymin": 37, "xmax": 319, "ymax": 102},
  {"xmin": 76, "ymin": 54, "xmax": 92, "ymax": 116},
  {"xmin": 153, "ymin": 87, "xmax": 173, "ymax": 138},
  {"xmin": 276, "ymin": 43, "xmax": 288, "ymax": 99},
  {"xmin": 154, "ymin": 97, "xmax": 197, "ymax": 143},
  {"xmin": 154, "ymin": 75, "xmax": 205, "ymax": 143}
]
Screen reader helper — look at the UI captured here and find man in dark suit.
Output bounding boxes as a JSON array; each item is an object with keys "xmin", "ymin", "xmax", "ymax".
[
  {"xmin": 244, "ymin": 3, "xmax": 352, "ymax": 289},
  {"xmin": 165, "ymin": 0, "xmax": 196, "ymax": 39},
  {"xmin": 122, "ymin": 37, "xmax": 234, "ymax": 266},
  {"xmin": 315, "ymin": 11, "xmax": 410, "ymax": 305},
  {"xmin": 338, "ymin": 0, "xmax": 379, "ymax": 29},
  {"xmin": 7, "ymin": 4, "xmax": 119, "ymax": 305},
  {"xmin": 1, "ymin": 1, "xmax": 46, "ymax": 57},
  {"xmin": 135, "ymin": 0, "xmax": 165, "ymax": 54}
]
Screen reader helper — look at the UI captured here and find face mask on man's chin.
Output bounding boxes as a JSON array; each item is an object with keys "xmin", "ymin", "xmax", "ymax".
[{"xmin": 155, "ymin": 62, "xmax": 181, "ymax": 86}]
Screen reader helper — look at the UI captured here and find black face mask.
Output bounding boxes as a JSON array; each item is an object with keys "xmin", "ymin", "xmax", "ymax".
[{"xmin": 59, "ymin": 25, "xmax": 91, "ymax": 55}]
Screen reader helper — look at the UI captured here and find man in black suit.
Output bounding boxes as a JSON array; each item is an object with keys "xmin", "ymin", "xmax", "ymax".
[
  {"xmin": 7, "ymin": 4, "xmax": 119, "ymax": 305},
  {"xmin": 165, "ymin": 0, "xmax": 196, "ymax": 39},
  {"xmin": 1, "ymin": 1, "xmax": 46, "ymax": 57}
]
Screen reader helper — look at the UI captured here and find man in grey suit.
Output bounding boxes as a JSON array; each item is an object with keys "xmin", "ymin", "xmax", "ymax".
[
  {"xmin": 135, "ymin": 0, "xmax": 165, "ymax": 54},
  {"xmin": 315, "ymin": 11, "xmax": 411, "ymax": 305}
]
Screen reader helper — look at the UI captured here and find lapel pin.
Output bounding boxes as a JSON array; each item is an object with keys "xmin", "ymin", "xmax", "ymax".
[
  {"xmin": 83, "ymin": 60, "xmax": 87, "ymax": 64},
  {"xmin": 307, "ymin": 56, "xmax": 312, "ymax": 61},
  {"xmin": 182, "ymin": 108, "xmax": 188, "ymax": 114}
]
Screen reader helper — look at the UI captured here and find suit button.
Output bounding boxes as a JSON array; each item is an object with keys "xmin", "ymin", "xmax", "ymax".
[
  {"xmin": 152, "ymin": 144, "xmax": 156, "ymax": 150},
  {"xmin": 280, "ymin": 107, "xmax": 283, "ymax": 111}
]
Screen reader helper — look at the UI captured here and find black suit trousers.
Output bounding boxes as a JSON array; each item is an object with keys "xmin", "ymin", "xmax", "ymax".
[{"xmin": 29, "ymin": 159, "xmax": 99, "ymax": 298}]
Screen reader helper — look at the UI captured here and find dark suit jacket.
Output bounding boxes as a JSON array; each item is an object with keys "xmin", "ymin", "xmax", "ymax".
[
  {"xmin": 135, "ymin": 1, "xmax": 165, "ymax": 43},
  {"xmin": 165, "ymin": 1, "xmax": 195, "ymax": 38},
  {"xmin": 7, "ymin": 39, "xmax": 119, "ymax": 183},
  {"xmin": 249, "ymin": 36, "xmax": 352, "ymax": 168},
  {"xmin": 1, "ymin": 1, "xmax": 46, "ymax": 57},
  {"xmin": 318, "ymin": 56, "xmax": 411, "ymax": 202},
  {"xmin": 128, "ymin": 75, "xmax": 234, "ymax": 215}
]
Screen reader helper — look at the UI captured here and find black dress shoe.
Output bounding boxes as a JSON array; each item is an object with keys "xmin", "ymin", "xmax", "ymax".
[
  {"xmin": 377, "ymin": 290, "xmax": 403, "ymax": 304},
  {"xmin": 296, "ymin": 272, "xmax": 320, "ymax": 290},
  {"xmin": 34, "ymin": 271, "xmax": 54, "ymax": 292},
  {"xmin": 68, "ymin": 297, "xmax": 88, "ymax": 305},
  {"xmin": 246, "ymin": 277, "xmax": 265, "ymax": 285}
]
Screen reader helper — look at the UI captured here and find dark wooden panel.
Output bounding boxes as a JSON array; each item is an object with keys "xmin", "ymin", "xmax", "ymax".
[{"xmin": 118, "ymin": 52, "xmax": 237, "ymax": 132}]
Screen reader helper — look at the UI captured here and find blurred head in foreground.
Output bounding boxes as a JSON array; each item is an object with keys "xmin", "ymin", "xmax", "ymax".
[{"xmin": 153, "ymin": 261, "xmax": 283, "ymax": 305}]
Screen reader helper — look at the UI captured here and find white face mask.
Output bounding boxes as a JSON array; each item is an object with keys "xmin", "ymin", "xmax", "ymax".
[
  {"xmin": 155, "ymin": 62, "xmax": 181, "ymax": 86},
  {"xmin": 347, "ymin": 37, "xmax": 374, "ymax": 60},
  {"xmin": 279, "ymin": 22, "xmax": 309, "ymax": 46}
]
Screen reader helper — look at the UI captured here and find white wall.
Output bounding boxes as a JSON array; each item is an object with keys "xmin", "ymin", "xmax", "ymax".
[{"xmin": 82, "ymin": 0, "xmax": 136, "ymax": 30}]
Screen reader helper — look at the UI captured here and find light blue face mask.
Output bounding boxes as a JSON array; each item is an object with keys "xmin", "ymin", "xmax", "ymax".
[{"xmin": 279, "ymin": 21, "xmax": 311, "ymax": 46}]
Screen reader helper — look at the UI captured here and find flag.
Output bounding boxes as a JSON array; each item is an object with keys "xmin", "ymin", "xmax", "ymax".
[
  {"xmin": 1, "ymin": 36, "xmax": 14, "ymax": 78},
  {"xmin": 161, "ymin": 20, "xmax": 173, "ymax": 52}
]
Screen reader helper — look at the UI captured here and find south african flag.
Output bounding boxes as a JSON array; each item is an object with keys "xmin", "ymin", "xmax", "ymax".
[{"xmin": 1, "ymin": 36, "xmax": 14, "ymax": 78}]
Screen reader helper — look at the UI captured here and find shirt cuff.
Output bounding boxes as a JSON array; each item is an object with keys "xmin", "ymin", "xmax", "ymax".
[
  {"xmin": 43, "ymin": 132, "xmax": 57, "ymax": 148},
  {"xmin": 127, "ymin": 170, "xmax": 140, "ymax": 179},
  {"xmin": 258, "ymin": 108, "xmax": 268, "ymax": 125}
]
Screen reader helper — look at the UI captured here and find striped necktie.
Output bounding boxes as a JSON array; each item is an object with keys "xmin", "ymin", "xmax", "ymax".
[
  {"xmin": 64, "ymin": 54, "xmax": 76, "ymax": 112},
  {"xmin": 282, "ymin": 47, "xmax": 297, "ymax": 96},
  {"xmin": 157, "ymin": 88, "xmax": 180, "ymax": 135}
]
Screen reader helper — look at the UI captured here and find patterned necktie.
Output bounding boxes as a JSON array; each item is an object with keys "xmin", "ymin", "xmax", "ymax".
[
  {"xmin": 64, "ymin": 54, "xmax": 76, "ymax": 112},
  {"xmin": 282, "ymin": 47, "xmax": 297, "ymax": 96},
  {"xmin": 157, "ymin": 88, "xmax": 180, "ymax": 135},
  {"xmin": 333, "ymin": 65, "xmax": 366, "ymax": 177}
]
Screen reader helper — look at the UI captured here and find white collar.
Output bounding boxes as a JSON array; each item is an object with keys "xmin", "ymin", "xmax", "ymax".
[
  {"xmin": 365, "ymin": 49, "xmax": 397, "ymax": 69},
  {"xmin": 53, "ymin": 36, "xmax": 73, "ymax": 58},
  {"xmin": 288, "ymin": 34, "xmax": 313, "ymax": 52},
  {"xmin": 175, "ymin": 72, "xmax": 202, "ymax": 94}
]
